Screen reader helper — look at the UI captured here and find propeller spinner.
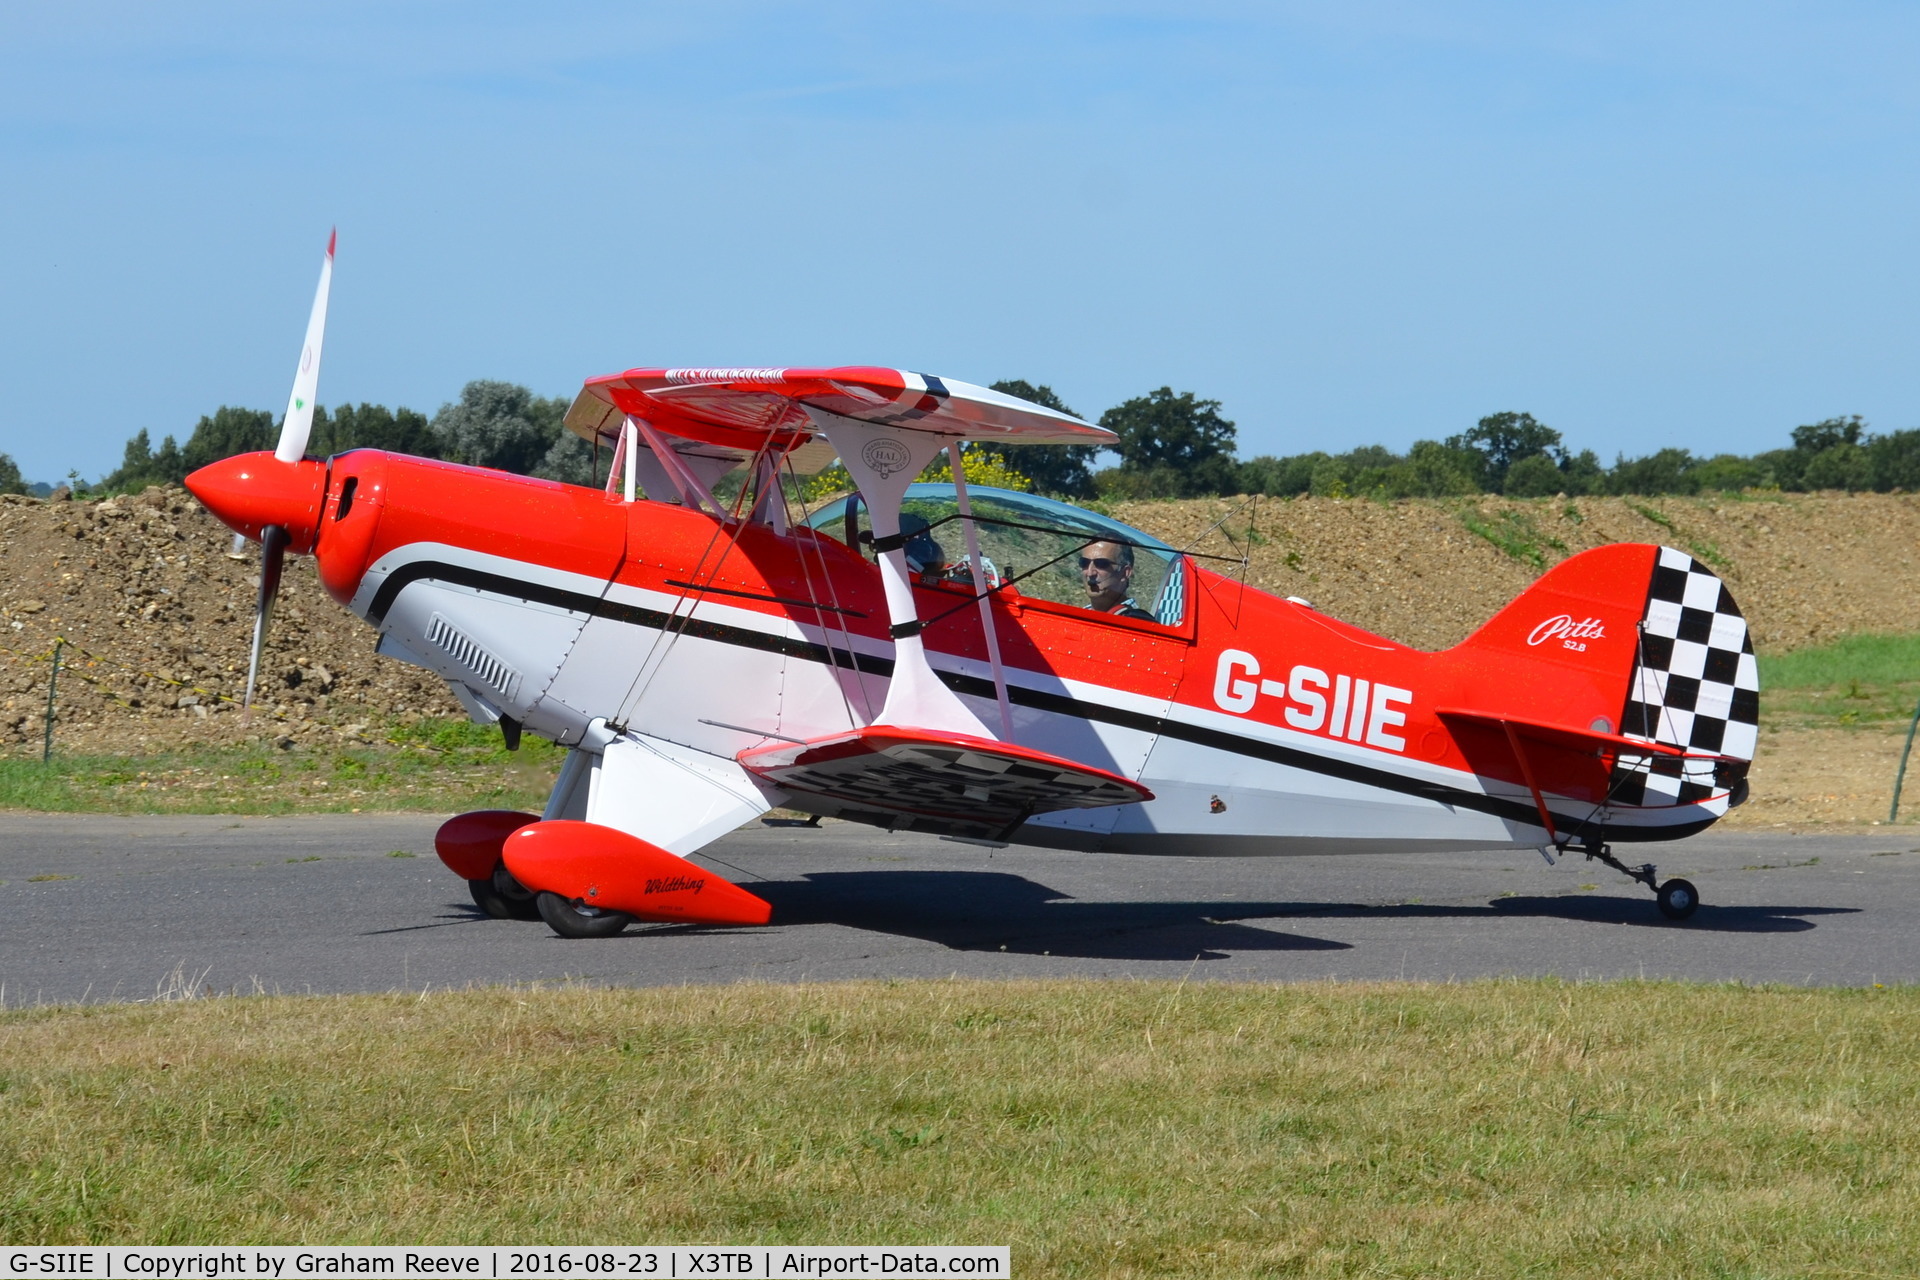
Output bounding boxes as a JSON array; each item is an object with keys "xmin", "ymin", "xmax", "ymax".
[{"xmin": 184, "ymin": 230, "xmax": 335, "ymax": 723}]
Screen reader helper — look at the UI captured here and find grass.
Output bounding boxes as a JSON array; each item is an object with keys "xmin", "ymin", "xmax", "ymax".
[
  {"xmin": 0, "ymin": 717, "xmax": 563, "ymax": 814},
  {"xmin": 1625, "ymin": 501, "xmax": 1677, "ymax": 533},
  {"xmin": 1758, "ymin": 633, "xmax": 1920, "ymax": 730},
  {"xmin": 0, "ymin": 980, "xmax": 1915, "ymax": 1274},
  {"xmin": 1457, "ymin": 507, "xmax": 1567, "ymax": 570}
]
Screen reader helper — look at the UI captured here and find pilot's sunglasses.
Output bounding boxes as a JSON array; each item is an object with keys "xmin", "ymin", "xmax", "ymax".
[{"xmin": 1078, "ymin": 557, "xmax": 1120, "ymax": 571}]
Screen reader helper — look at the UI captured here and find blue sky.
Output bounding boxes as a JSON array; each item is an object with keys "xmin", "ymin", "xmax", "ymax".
[{"xmin": 3, "ymin": 2, "xmax": 1918, "ymax": 484}]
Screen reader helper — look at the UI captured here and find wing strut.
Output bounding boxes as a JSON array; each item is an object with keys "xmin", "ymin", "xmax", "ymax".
[
  {"xmin": 1499, "ymin": 719, "xmax": 1561, "ymax": 845},
  {"xmin": 806, "ymin": 407, "xmax": 994, "ymax": 738},
  {"xmin": 948, "ymin": 442, "xmax": 1013, "ymax": 738},
  {"xmin": 631, "ymin": 415, "xmax": 726, "ymax": 517}
]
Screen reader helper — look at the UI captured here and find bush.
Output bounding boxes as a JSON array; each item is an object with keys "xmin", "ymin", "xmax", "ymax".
[
  {"xmin": 1501, "ymin": 453, "xmax": 1565, "ymax": 497},
  {"xmin": 1688, "ymin": 453, "xmax": 1766, "ymax": 492},
  {"xmin": 1801, "ymin": 442, "xmax": 1871, "ymax": 491},
  {"xmin": 1868, "ymin": 429, "xmax": 1920, "ymax": 491},
  {"xmin": 1608, "ymin": 448, "xmax": 1699, "ymax": 495}
]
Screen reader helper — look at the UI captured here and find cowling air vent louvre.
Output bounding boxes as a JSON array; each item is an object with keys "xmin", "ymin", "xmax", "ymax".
[{"xmin": 426, "ymin": 613, "xmax": 520, "ymax": 701}]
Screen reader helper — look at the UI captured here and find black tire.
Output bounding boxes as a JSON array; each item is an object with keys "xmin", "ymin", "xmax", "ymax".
[
  {"xmin": 1657, "ymin": 878, "xmax": 1700, "ymax": 921},
  {"xmin": 536, "ymin": 891, "xmax": 632, "ymax": 939},
  {"xmin": 468, "ymin": 866, "xmax": 542, "ymax": 921}
]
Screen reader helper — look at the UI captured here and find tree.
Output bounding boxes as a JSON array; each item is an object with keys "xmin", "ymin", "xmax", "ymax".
[
  {"xmin": 1608, "ymin": 448, "xmax": 1698, "ymax": 495},
  {"xmin": 430, "ymin": 381, "xmax": 569, "ymax": 475},
  {"xmin": 1386, "ymin": 441, "xmax": 1480, "ymax": 497},
  {"xmin": 1868, "ymin": 429, "xmax": 1920, "ymax": 491},
  {"xmin": 181, "ymin": 406, "xmax": 277, "ymax": 474},
  {"xmin": 1501, "ymin": 453, "xmax": 1566, "ymax": 497},
  {"xmin": 1239, "ymin": 453, "xmax": 1325, "ymax": 497},
  {"xmin": 1802, "ymin": 442, "xmax": 1870, "ymax": 491},
  {"xmin": 973, "ymin": 380, "xmax": 1098, "ymax": 498},
  {"xmin": 1099, "ymin": 387, "xmax": 1239, "ymax": 497},
  {"xmin": 98, "ymin": 426, "xmax": 193, "ymax": 492},
  {"xmin": 0, "ymin": 452, "xmax": 25, "ymax": 496},
  {"xmin": 1790, "ymin": 415, "xmax": 1864, "ymax": 455},
  {"xmin": 535, "ymin": 432, "xmax": 600, "ymax": 488},
  {"xmin": 313, "ymin": 403, "xmax": 439, "ymax": 458},
  {"xmin": 1447, "ymin": 411, "xmax": 1564, "ymax": 492},
  {"xmin": 1687, "ymin": 453, "xmax": 1765, "ymax": 492},
  {"xmin": 1750, "ymin": 447, "xmax": 1803, "ymax": 490},
  {"xmin": 1560, "ymin": 449, "xmax": 1604, "ymax": 495}
]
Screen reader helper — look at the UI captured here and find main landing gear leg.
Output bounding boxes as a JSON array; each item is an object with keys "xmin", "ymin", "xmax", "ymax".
[{"xmin": 1577, "ymin": 841, "xmax": 1700, "ymax": 921}]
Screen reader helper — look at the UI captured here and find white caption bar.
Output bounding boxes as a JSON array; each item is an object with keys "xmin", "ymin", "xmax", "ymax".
[{"xmin": 1, "ymin": 1250, "xmax": 1008, "ymax": 1279}]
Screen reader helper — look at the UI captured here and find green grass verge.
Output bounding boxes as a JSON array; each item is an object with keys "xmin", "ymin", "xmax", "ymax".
[
  {"xmin": 1758, "ymin": 633, "xmax": 1920, "ymax": 730},
  {"xmin": 1456, "ymin": 507, "xmax": 1567, "ymax": 570},
  {"xmin": 1, "ymin": 981, "xmax": 1914, "ymax": 1273},
  {"xmin": 0, "ymin": 718, "xmax": 563, "ymax": 814}
]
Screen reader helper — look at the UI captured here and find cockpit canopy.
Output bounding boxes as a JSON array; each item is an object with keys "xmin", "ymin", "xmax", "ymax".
[{"xmin": 804, "ymin": 483, "xmax": 1187, "ymax": 626}]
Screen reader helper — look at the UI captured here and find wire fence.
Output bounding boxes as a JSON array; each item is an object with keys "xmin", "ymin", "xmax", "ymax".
[{"xmin": 1, "ymin": 634, "xmax": 355, "ymax": 762}]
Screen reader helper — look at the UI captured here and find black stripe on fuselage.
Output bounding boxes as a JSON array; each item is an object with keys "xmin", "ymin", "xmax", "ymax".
[{"xmin": 365, "ymin": 558, "xmax": 1709, "ymax": 842}]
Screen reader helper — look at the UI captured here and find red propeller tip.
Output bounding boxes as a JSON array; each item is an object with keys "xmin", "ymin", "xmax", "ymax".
[{"xmin": 326, "ymin": 228, "xmax": 336, "ymax": 258}]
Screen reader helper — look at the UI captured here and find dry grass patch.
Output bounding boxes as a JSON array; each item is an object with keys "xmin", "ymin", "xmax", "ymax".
[{"xmin": 2, "ymin": 980, "xmax": 1916, "ymax": 1276}]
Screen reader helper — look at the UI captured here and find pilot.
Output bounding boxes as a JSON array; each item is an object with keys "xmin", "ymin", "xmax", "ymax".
[
  {"xmin": 1080, "ymin": 540, "xmax": 1155, "ymax": 620},
  {"xmin": 900, "ymin": 512, "xmax": 946, "ymax": 578}
]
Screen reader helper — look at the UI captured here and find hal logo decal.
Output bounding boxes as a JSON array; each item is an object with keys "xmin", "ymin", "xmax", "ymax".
[{"xmin": 862, "ymin": 437, "xmax": 912, "ymax": 478}]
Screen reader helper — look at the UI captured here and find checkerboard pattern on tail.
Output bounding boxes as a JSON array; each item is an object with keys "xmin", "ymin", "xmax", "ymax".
[{"xmin": 1609, "ymin": 547, "xmax": 1760, "ymax": 807}]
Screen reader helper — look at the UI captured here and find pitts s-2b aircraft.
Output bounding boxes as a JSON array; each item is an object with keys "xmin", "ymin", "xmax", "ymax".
[{"xmin": 188, "ymin": 237, "xmax": 1759, "ymax": 936}]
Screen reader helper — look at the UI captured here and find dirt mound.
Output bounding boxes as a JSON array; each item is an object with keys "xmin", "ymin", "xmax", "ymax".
[
  {"xmin": 3, "ymin": 485, "xmax": 1916, "ymax": 760},
  {"xmin": 1117, "ymin": 490, "xmax": 1920, "ymax": 653},
  {"xmin": 0, "ymin": 488, "xmax": 459, "ymax": 756}
]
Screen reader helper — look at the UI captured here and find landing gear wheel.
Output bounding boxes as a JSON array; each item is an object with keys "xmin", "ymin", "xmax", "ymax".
[
  {"xmin": 468, "ymin": 865, "xmax": 542, "ymax": 921},
  {"xmin": 1657, "ymin": 878, "xmax": 1700, "ymax": 921},
  {"xmin": 536, "ymin": 891, "xmax": 632, "ymax": 939}
]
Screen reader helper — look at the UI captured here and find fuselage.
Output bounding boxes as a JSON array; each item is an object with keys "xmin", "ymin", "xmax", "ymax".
[{"xmin": 281, "ymin": 448, "xmax": 1728, "ymax": 855}]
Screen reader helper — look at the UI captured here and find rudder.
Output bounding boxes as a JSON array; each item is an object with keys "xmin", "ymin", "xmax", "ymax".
[
  {"xmin": 1451, "ymin": 542, "xmax": 1759, "ymax": 814},
  {"xmin": 1611, "ymin": 547, "xmax": 1759, "ymax": 806}
]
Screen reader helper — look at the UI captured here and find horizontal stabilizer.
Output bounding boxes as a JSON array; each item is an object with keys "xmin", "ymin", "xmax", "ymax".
[
  {"xmin": 1435, "ymin": 708, "xmax": 1737, "ymax": 763},
  {"xmin": 737, "ymin": 726, "xmax": 1152, "ymax": 838}
]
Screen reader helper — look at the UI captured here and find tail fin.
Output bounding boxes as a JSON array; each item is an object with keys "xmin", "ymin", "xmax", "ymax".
[
  {"xmin": 1451, "ymin": 543, "xmax": 1759, "ymax": 813},
  {"xmin": 1613, "ymin": 546, "xmax": 1759, "ymax": 804}
]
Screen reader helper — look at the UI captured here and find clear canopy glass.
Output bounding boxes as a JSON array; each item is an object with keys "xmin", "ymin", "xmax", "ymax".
[{"xmin": 803, "ymin": 483, "xmax": 1186, "ymax": 624}]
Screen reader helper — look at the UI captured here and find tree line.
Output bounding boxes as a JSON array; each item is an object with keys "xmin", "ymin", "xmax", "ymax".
[
  {"xmin": 94, "ymin": 381, "xmax": 583, "ymax": 494},
  {"xmin": 60, "ymin": 377, "xmax": 1920, "ymax": 502}
]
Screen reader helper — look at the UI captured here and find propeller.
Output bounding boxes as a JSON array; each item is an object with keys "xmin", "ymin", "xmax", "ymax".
[
  {"xmin": 239, "ymin": 230, "xmax": 335, "ymax": 723},
  {"xmin": 242, "ymin": 524, "xmax": 290, "ymax": 720}
]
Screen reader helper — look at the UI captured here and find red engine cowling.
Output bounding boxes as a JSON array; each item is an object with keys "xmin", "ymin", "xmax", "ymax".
[
  {"xmin": 502, "ymin": 820, "xmax": 772, "ymax": 927},
  {"xmin": 434, "ymin": 810, "xmax": 542, "ymax": 880}
]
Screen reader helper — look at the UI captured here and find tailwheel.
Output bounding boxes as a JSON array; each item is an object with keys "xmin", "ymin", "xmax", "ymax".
[
  {"xmin": 536, "ymin": 891, "xmax": 633, "ymax": 939},
  {"xmin": 1580, "ymin": 842, "xmax": 1700, "ymax": 921},
  {"xmin": 1657, "ymin": 878, "xmax": 1700, "ymax": 921},
  {"xmin": 469, "ymin": 864, "xmax": 542, "ymax": 921}
]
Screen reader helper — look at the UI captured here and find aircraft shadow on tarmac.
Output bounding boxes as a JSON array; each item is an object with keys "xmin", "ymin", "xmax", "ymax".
[
  {"xmin": 729, "ymin": 870, "xmax": 1855, "ymax": 959},
  {"xmin": 425, "ymin": 869, "xmax": 1856, "ymax": 959},
  {"xmin": 747, "ymin": 869, "xmax": 1346, "ymax": 960}
]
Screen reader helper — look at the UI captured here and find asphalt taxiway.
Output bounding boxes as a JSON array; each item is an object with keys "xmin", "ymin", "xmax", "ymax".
[{"xmin": 2, "ymin": 813, "xmax": 1914, "ymax": 1003}]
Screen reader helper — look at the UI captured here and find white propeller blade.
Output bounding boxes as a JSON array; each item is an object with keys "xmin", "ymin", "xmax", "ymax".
[{"xmin": 274, "ymin": 229, "xmax": 335, "ymax": 463}]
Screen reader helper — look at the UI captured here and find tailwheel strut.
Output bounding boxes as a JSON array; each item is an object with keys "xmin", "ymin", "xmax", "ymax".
[{"xmin": 1576, "ymin": 841, "xmax": 1700, "ymax": 921}]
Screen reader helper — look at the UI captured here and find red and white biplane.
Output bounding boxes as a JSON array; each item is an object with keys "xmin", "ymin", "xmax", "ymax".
[{"xmin": 187, "ymin": 237, "xmax": 1759, "ymax": 936}]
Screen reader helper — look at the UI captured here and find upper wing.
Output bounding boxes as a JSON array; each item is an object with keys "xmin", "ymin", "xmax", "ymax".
[{"xmin": 565, "ymin": 366, "xmax": 1116, "ymax": 452}]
